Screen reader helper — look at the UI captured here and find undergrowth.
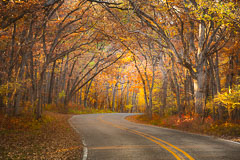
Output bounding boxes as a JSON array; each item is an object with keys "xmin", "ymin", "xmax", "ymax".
[
  {"xmin": 127, "ymin": 114, "xmax": 240, "ymax": 140},
  {"xmin": 0, "ymin": 112, "xmax": 54, "ymax": 131},
  {"xmin": 45, "ymin": 102, "xmax": 115, "ymax": 114},
  {"xmin": 68, "ymin": 108, "xmax": 114, "ymax": 114}
]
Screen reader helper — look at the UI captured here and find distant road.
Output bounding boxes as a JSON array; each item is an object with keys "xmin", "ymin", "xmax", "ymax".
[{"xmin": 69, "ymin": 113, "xmax": 240, "ymax": 160}]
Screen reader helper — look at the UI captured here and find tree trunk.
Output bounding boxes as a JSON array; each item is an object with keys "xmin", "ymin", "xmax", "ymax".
[
  {"xmin": 209, "ymin": 57, "xmax": 216, "ymax": 120},
  {"xmin": 64, "ymin": 59, "xmax": 77, "ymax": 111},
  {"xmin": 84, "ymin": 78, "xmax": 93, "ymax": 108},
  {"xmin": 79, "ymin": 88, "xmax": 82, "ymax": 105},
  {"xmin": 172, "ymin": 66, "xmax": 181, "ymax": 114},
  {"xmin": 112, "ymin": 82, "xmax": 118, "ymax": 112},
  {"xmin": 105, "ymin": 83, "xmax": 109, "ymax": 109},
  {"xmin": 215, "ymin": 51, "xmax": 221, "ymax": 92},
  {"xmin": 184, "ymin": 73, "xmax": 190, "ymax": 109},
  {"xmin": 120, "ymin": 82, "xmax": 124, "ymax": 112},
  {"xmin": 48, "ymin": 61, "xmax": 56, "ymax": 104},
  {"xmin": 225, "ymin": 54, "xmax": 234, "ymax": 89},
  {"xmin": 61, "ymin": 56, "xmax": 68, "ymax": 103},
  {"xmin": 94, "ymin": 90, "xmax": 98, "ymax": 109},
  {"xmin": 14, "ymin": 49, "xmax": 28, "ymax": 115},
  {"xmin": 194, "ymin": 65, "xmax": 207, "ymax": 115},
  {"xmin": 131, "ymin": 91, "xmax": 137, "ymax": 113},
  {"xmin": 126, "ymin": 80, "xmax": 130, "ymax": 106},
  {"xmin": 35, "ymin": 71, "xmax": 45, "ymax": 119},
  {"xmin": 160, "ymin": 73, "xmax": 168, "ymax": 116}
]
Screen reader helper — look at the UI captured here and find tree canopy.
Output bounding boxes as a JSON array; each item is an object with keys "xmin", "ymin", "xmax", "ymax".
[{"xmin": 0, "ymin": 0, "xmax": 239, "ymax": 121}]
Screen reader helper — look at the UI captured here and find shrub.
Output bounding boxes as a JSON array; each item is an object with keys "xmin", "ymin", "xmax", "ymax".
[{"xmin": 214, "ymin": 84, "xmax": 240, "ymax": 120}]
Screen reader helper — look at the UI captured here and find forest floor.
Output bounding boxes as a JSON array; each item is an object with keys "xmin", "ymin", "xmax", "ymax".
[
  {"xmin": 126, "ymin": 114, "xmax": 240, "ymax": 143},
  {"xmin": 0, "ymin": 111, "xmax": 83, "ymax": 160}
]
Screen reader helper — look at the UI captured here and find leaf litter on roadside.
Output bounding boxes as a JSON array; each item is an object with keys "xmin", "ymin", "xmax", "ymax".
[{"xmin": 0, "ymin": 112, "xmax": 83, "ymax": 160}]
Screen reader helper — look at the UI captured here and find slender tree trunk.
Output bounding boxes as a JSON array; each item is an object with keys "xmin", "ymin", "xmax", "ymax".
[
  {"xmin": 189, "ymin": 75, "xmax": 195, "ymax": 108},
  {"xmin": 184, "ymin": 72, "xmax": 190, "ymax": 109},
  {"xmin": 61, "ymin": 56, "xmax": 68, "ymax": 103},
  {"xmin": 6, "ymin": 23, "xmax": 17, "ymax": 113},
  {"xmin": 14, "ymin": 49, "xmax": 28, "ymax": 115},
  {"xmin": 209, "ymin": 57, "xmax": 217, "ymax": 120},
  {"xmin": 36, "ymin": 71, "xmax": 45, "ymax": 119},
  {"xmin": 64, "ymin": 59, "xmax": 77, "ymax": 111},
  {"xmin": 8, "ymin": 23, "xmax": 16, "ymax": 81},
  {"xmin": 215, "ymin": 52, "xmax": 221, "ymax": 92},
  {"xmin": 48, "ymin": 61, "xmax": 56, "ymax": 104},
  {"xmin": 94, "ymin": 90, "xmax": 98, "ymax": 109},
  {"xmin": 79, "ymin": 88, "xmax": 82, "ymax": 105},
  {"xmin": 171, "ymin": 63, "xmax": 181, "ymax": 114},
  {"xmin": 112, "ymin": 81, "xmax": 118, "ymax": 112},
  {"xmin": 225, "ymin": 54, "xmax": 234, "ymax": 89},
  {"xmin": 160, "ymin": 73, "xmax": 168, "ymax": 116},
  {"xmin": 131, "ymin": 91, "xmax": 136, "ymax": 113},
  {"xmin": 159, "ymin": 57, "xmax": 168, "ymax": 116},
  {"xmin": 105, "ymin": 83, "xmax": 109, "ymax": 109},
  {"xmin": 84, "ymin": 78, "xmax": 93, "ymax": 108},
  {"xmin": 120, "ymin": 82, "xmax": 124, "ymax": 112},
  {"xmin": 126, "ymin": 81, "xmax": 130, "ymax": 106},
  {"xmin": 30, "ymin": 49, "xmax": 36, "ymax": 113}
]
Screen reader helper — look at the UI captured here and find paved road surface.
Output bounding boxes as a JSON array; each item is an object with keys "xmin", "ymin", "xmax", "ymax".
[{"xmin": 69, "ymin": 113, "xmax": 240, "ymax": 160}]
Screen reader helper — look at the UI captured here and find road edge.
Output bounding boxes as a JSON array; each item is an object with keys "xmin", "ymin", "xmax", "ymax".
[
  {"xmin": 68, "ymin": 116, "xmax": 88, "ymax": 160},
  {"xmin": 124, "ymin": 114, "xmax": 240, "ymax": 145}
]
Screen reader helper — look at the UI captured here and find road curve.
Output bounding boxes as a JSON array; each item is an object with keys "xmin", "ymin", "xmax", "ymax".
[{"xmin": 69, "ymin": 113, "xmax": 240, "ymax": 160}]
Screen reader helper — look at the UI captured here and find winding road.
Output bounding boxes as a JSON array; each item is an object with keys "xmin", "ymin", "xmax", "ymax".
[{"xmin": 69, "ymin": 113, "xmax": 240, "ymax": 160}]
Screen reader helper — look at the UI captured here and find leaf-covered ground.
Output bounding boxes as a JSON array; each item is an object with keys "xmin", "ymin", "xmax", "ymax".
[
  {"xmin": 126, "ymin": 114, "xmax": 240, "ymax": 143},
  {"xmin": 0, "ymin": 112, "xmax": 83, "ymax": 160}
]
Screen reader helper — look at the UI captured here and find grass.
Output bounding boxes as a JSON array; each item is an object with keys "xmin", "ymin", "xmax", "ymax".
[
  {"xmin": 45, "ymin": 103, "xmax": 115, "ymax": 114},
  {"xmin": 126, "ymin": 114, "xmax": 240, "ymax": 142},
  {"xmin": 69, "ymin": 108, "xmax": 115, "ymax": 114}
]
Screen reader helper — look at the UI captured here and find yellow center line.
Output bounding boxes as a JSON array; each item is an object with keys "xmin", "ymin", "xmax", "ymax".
[
  {"xmin": 140, "ymin": 131, "xmax": 195, "ymax": 160},
  {"xmin": 130, "ymin": 129, "xmax": 194, "ymax": 160},
  {"xmin": 97, "ymin": 115, "xmax": 195, "ymax": 160},
  {"xmin": 126, "ymin": 129, "xmax": 185, "ymax": 160}
]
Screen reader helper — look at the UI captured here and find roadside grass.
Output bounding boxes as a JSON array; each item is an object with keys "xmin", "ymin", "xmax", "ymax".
[
  {"xmin": 45, "ymin": 103, "xmax": 115, "ymax": 114},
  {"xmin": 0, "ymin": 111, "xmax": 83, "ymax": 160},
  {"xmin": 126, "ymin": 114, "xmax": 240, "ymax": 142},
  {"xmin": 69, "ymin": 108, "xmax": 114, "ymax": 114}
]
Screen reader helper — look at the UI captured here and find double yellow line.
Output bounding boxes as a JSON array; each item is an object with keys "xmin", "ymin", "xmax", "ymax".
[{"xmin": 97, "ymin": 115, "xmax": 195, "ymax": 160}]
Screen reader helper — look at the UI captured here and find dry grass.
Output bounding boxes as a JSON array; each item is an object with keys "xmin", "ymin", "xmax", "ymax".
[
  {"xmin": 0, "ymin": 112, "xmax": 83, "ymax": 160},
  {"xmin": 45, "ymin": 103, "xmax": 114, "ymax": 114},
  {"xmin": 126, "ymin": 114, "xmax": 240, "ymax": 143}
]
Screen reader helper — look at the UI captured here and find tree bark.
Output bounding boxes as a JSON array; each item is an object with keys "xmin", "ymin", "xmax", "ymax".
[
  {"xmin": 194, "ymin": 64, "xmax": 207, "ymax": 115},
  {"xmin": 171, "ymin": 60, "xmax": 181, "ymax": 114},
  {"xmin": 105, "ymin": 83, "xmax": 109, "ymax": 109},
  {"xmin": 60, "ymin": 56, "xmax": 68, "ymax": 103},
  {"xmin": 225, "ymin": 54, "xmax": 234, "ymax": 89},
  {"xmin": 215, "ymin": 51, "xmax": 221, "ymax": 92},
  {"xmin": 79, "ymin": 88, "xmax": 82, "ymax": 105},
  {"xmin": 160, "ymin": 73, "xmax": 168, "ymax": 116},
  {"xmin": 84, "ymin": 78, "xmax": 93, "ymax": 108},
  {"xmin": 112, "ymin": 81, "xmax": 118, "ymax": 112},
  {"xmin": 48, "ymin": 61, "xmax": 56, "ymax": 104},
  {"xmin": 194, "ymin": 19, "xmax": 207, "ymax": 116}
]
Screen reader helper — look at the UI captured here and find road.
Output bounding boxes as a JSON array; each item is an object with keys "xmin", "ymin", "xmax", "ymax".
[{"xmin": 69, "ymin": 113, "xmax": 240, "ymax": 160}]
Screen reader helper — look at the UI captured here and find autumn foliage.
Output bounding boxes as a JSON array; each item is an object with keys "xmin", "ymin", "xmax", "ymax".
[{"xmin": 0, "ymin": 0, "xmax": 239, "ymax": 123}]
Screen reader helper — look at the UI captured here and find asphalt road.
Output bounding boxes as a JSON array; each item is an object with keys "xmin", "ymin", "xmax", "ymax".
[{"xmin": 69, "ymin": 113, "xmax": 240, "ymax": 160}]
